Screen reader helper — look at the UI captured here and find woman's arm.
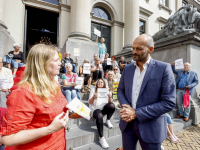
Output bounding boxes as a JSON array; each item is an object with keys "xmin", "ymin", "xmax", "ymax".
[
  {"xmin": 108, "ymin": 93, "xmax": 113, "ymax": 103},
  {"xmin": 88, "ymin": 89, "xmax": 97, "ymax": 104},
  {"xmin": 2, "ymin": 112, "xmax": 69, "ymax": 147},
  {"xmin": 91, "ymin": 66, "xmax": 97, "ymax": 73},
  {"xmin": 96, "ymin": 36, "xmax": 98, "ymax": 43}
]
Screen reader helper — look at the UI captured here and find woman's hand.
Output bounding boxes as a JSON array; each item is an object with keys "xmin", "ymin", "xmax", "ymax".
[
  {"xmin": 73, "ymin": 83, "xmax": 77, "ymax": 86},
  {"xmin": 107, "ymin": 93, "xmax": 112, "ymax": 98},
  {"xmin": 48, "ymin": 111, "xmax": 69, "ymax": 134},
  {"xmin": 110, "ymin": 87, "xmax": 116, "ymax": 91},
  {"xmin": 93, "ymin": 93, "xmax": 97, "ymax": 99}
]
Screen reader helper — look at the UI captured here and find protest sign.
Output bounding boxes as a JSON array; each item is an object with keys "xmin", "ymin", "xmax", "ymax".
[
  {"xmin": 100, "ymin": 54, "xmax": 105, "ymax": 62},
  {"xmin": 94, "ymin": 28, "xmax": 101, "ymax": 37},
  {"xmin": 74, "ymin": 48, "xmax": 80, "ymax": 56},
  {"xmin": 83, "ymin": 63, "xmax": 91, "ymax": 74},
  {"xmin": 175, "ymin": 58, "xmax": 184, "ymax": 70},
  {"xmin": 75, "ymin": 77, "xmax": 84, "ymax": 89},
  {"xmin": 97, "ymin": 88, "xmax": 108, "ymax": 106},
  {"xmin": 107, "ymin": 58, "xmax": 111, "ymax": 65},
  {"xmin": 113, "ymin": 82, "xmax": 119, "ymax": 99},
  {"xmin": 0, "ymin": 77, "xmax": 9, "ymax": 89}
]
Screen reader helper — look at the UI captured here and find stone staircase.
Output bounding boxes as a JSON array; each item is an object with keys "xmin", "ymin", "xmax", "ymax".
[{"xmin": 64, "ymin": 83, "xmax": 193, "ymax": 150}]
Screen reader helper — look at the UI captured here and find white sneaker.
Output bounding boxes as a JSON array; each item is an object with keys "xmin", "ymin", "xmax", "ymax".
[
  {"xmin": 106, "ymin": 120, "xmax": 113, "ymax": 129},
  {"xmin": 161, "ymin": 145, "xmax": 164, "ymax": 150},
  {"xmin": 99, "ymin": 137, "xmax": 109, "ymax": 149}
]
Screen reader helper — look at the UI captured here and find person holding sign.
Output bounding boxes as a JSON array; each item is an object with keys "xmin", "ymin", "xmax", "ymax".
[
  {"xmin": 91, "ymin": 58, "xmax": 103, "ymax": 85},
  {"xmin": 79, "ymin": 59, "xmax": 92, "ymax": 93},
  {"xmin": 96, "ymin": 36, "xmax": 107, "ymax": 56},
  {"xmin": 88, "ymin": 78, "xmax": 115, "ymax": 149},
  {"xmin": 1, "ymin": 44, "xmax": 69, "ymax": 149},
  {"xmin": 0, "ymin": 57, "xmax": 14, "ymax": 108},
  {"xmin": 62, "ymin": 63, "xmax": 79, "ymax": 103},
  {"xmin": 171, "ymin": 62, "xmax": 199, "ymax": 122},
  {"xmin": 102, "ymin": 53, "xmax": 112, "ymax": 73},
  {"xmin": 113, "ymin": 66, "xmax": 121, "ymax": 82}
]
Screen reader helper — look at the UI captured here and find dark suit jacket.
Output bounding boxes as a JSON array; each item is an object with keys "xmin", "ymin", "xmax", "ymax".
[
  {"xmin": 171, "ymin": 65, "xmax": 199, "ymax": 95},
  {"xmin": 117, "ymin": 58, "xmax": 176, "ymax": 143}
]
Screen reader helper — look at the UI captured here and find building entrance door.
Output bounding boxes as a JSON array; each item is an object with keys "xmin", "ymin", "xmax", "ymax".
[
  {"xmin": 24, "ymin": 6, "xmax": 59, "ymax": 59},
  {"xmin": 91, "ymin": 23, "xmax": 111, "ymax": 55}
]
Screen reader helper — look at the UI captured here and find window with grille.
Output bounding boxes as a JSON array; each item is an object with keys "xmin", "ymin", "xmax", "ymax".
[{"xmin": 92, "ymin": 7, "xmax": 111, "ymax": 21}]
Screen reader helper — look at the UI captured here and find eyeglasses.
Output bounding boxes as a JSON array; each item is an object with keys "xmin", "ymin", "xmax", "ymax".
[{"xmin": 113, "ymin": 69, "xmax": 118, "ymax": 70}]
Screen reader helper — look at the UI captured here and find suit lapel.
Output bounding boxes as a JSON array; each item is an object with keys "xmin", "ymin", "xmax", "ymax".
[
  {"xmin": 186, "ymin": 71, "xmax": 191, "ymax": 85},
  {"xmin": 138, "ymin": 59, "xmax": 155, "ymax": 98},
  {"xmin": 128, "ymin": 64, "xmax": 136, "ymax": 106}
]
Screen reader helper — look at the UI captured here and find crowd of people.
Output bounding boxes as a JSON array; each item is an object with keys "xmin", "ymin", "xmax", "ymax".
[{"xmin": 0, "ymin": 33, "xmax": 198, "ymax": 150}]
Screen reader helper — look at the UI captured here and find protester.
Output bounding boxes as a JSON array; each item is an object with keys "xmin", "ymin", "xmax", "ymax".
[
  {"xmin": 62, "ymin": 63, "xmax": 79, "ymax": 103},
  {"xmin": 61, "ymin": 52, "xmax": 77, "ymax": 73},
  {"xmin": 96, "ymin": 36, "xmax": 107, "ymax": 56},
  {"xmin": 91, "ymin": 58, "xmax": 103, "ymax": 85},
  {"xmin": 0, "ymin": 58, "xmax": 14, "ymax": 108},
  {"xmin": 1, "ymin": 44, "xmax": 69, "ymax": 149},
  {"xmin": 4, "ymin": 43, "xmax": 24, "ymax": 78},
  {"xmin": 171, "ymin": 62, "xmax": 199, "ymax": 122},
  {"xmin": 113, "ymin": 66, "xmax": 121, "ymax": 82},
  {"xmin": 111, "ymin": 56, "xmax": 120, "ymax": 74},
  {"xmin": 79, "ymin": 59, "xmax": 91, "ymax": 93},
  {"xmin": 118, "ymin": 34, "xmax": 176, "ymax": 150},
  {"xmin": 88, "ymin": 78, "xmax": 115, "ymax": 149},
  {"xmin": 102, "ymin": 53, "xmax": 112, "ymax": 72},
  {"xmin": 106, "ymin": 71, "xmax": 116, "ymax": 92},
  {"xmin": 166, "ymin": 113, "xmax": 180, "ymax": 143},
  {"xmin": 118, "ymin": 56, "xmax": 127, "ymax": 74},
  {"xmin": 90, "ymin": 54, "xmax": 98, "ymax": 66}
]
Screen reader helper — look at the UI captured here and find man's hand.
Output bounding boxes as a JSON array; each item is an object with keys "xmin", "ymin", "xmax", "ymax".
[
  {"xmin": 172, "ymin": 62, "xmax": 175, "ymax": 66},
  {"xmin": 2, "ymin": 89, "xmax": 8, "ymax": 92},
  {"xmin": 186, "ymin": 86, "xmax": 190, "ymax": 89},
  {"xmin": 120, "ymin": 104, "xmax": 137, "ymax": 122}
]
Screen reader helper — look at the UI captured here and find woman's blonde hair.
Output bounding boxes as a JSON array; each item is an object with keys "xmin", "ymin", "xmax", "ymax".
[
  {"xmin": 20, "ymin": 44, "xmax": 60, "ymax": 104},
  {"xmin": 108, "ymin": 71, "xmax": 115, "ymax": 77},
  {"xmin": 95, "ymin": 78, "xmax": 107, "ymax": 93}
]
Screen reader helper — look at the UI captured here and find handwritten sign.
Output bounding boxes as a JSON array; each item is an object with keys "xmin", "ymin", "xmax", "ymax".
[
  {"xmin": 107, "ymin": 58, "xmax": 111, "ymax": 65},
  {"xmin": 75, "ymin": 77, "xmax": 84, "ymax": 89},
  {"xmin": 175, "ymin": 58, "xmax": 184, "ymax": 70},
  {"xmin": 100, "ymin": 54, "xmax": 105, "ymax": 62},
  {"xmin": 94, "ymin": 28, "xmax": 101, "ymax": 37},
  {"xmin": 97, "ymin": 88, "xmax": 108, "ymax": 106},
  {"xmin": 83, "ymin": 63, "xmax": 91, "ymax": 74},
  {"xmin": 74, "ymin": 48, "xmax": 80, "ymax": 56},
  {"xmin": 0, "ymin": 77, "xmax": 9, "ymax": 89}
]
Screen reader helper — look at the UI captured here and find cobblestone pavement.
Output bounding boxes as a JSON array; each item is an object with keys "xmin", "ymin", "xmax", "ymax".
[{"xmin": 162, "ymin": 124, "xmax": 200, "ymax": 150}]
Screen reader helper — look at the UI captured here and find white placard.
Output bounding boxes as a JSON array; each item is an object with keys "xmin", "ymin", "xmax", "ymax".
[
  {"xmin": 100, "ymin": 54, "xmax": 105, "ymax": 62},
  {"xmin": 74, "ymin": 48, "xmax": 80, "ymax": 56},
  {"xmin": 97, "ymin": 88, "xmax": 108, "ymax": 106},
  {"xmin": 175, "ymin": 58, "xmax": 184, "ymax": 70},
  {"xmin": 0, "ymin": 77, "xmax": 9, "ymax": 89},
  {"xmin": 83, "ymin": 63, "xmax": 91, "ymax": 74},
  {"xmin": 75, "ymin": 77, "xmax": 84, "ymax": 89},
  {"xmin": 107, "ymin": 58, "xmax": 111, "ymax": 65},
  {"xmin": 66, "ymin": 97, "xmax": 91, "ymax": 120},
  {"xmin": 94, "ymin": 28, "xmax": 101, "ymax": 37}
]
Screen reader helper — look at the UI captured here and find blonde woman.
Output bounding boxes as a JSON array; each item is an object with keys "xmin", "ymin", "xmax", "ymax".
[
  {"xmin": 1, "ymin": 44, "xmax": 69, "ymax": 150},
  {"xmin": 113, "ymin": 66, "xmax": 121, "ymax": 82},
  {"xmin": 106, "ymin": 71, "xmax": 116, "ymax": 92}
]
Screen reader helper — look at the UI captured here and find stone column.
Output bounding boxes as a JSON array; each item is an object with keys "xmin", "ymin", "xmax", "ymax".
[
  {"xmin": 0, "ymin": 0, "xmax": 7, "ymax": 29},
  {"xmin": 124, "ymin": 0, "xmax": 139, "ymax": 50},
  {"xmin": 176, "ymin": 0, "xmax": 182, "ymax": 11},
  {"xmin": 69, "ymin": 0, "xmax": 91, "ymax": 41}
]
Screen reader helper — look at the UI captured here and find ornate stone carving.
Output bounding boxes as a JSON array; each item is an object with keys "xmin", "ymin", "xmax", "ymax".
[{"xmin": 153, "ymin": 4, "xmax": 200, "ymax": 41}]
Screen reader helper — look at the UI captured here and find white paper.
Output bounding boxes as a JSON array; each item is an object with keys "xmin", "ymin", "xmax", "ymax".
[
  {"xmin": 0, "ymin": 77, "xmax": 9, "ymax": 89},
  {"xmin": 107, "ymin": 58, "xmax": 111, "ymax": 65},
  {"xmin": 66, "ymin": 97, "xmax": 91, "ymax": 120},
  {"xmin": 83, "ymin": 63, "xmax": 91, "ymax": 74},
  {"xmin": 175, "ymin": 58, "xmax": 184, "ymax": 70},
  {"xmin": 74, "ymin": 48, "xmax": 80, "ymax": 56},
  {"xmin": 75, "ymin": 77, "xmax": 84, "ymax": 89},
  {"xmin": 94, "ymin": 28, "xmax": 101, "ymax": 37},
  {"xmin": 97, "ymin": 88, "xmax": 108, "ymax": 106},
  {"xmin": 100, "ymin": 54, "xmax": 105, "ymax": 62}
]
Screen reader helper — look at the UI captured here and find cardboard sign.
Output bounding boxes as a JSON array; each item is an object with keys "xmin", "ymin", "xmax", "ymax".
[
  {"xmin": 83, "ymin": 63, "xmax": 91, "ymax": 74},
  {"xmin": 113, "ymin": 82, "xmax": 119, "ymax": 99},
  {"xmin": 175, "ymin": 58, "xmax": 184, "ymax": 70},
  {"xmin": 0, "ymin": 77, "xmax": 9, "ymax": 89},
  {"xmin": 75, "ymin": 77, "xmax": 84, "ymax": 89},
  {"xmin": 97, "ymin": 88, "xmax": 108, "ymax": 106},
  {"xmin": 94, "ymin": 28, "xmax": 101, "ymax": 37}
]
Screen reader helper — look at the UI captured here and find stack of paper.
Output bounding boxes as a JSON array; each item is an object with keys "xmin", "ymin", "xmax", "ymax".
[
  {"xmin": 175, "ymin": 58, "xmax": 184, "ymax": 70},
  {"xmin": 66, "ymin": 97, "xmax": 91, "ymax": 120}
]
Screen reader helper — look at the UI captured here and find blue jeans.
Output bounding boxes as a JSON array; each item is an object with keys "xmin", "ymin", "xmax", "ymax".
[
  {"xmin": 176, "ymin": 89, "xmax": 191, "ymax": 117},
  {"xmin": 5, "ymin": 55, "xmax": 24, "ymax": 69},
  {"xmin": 63, "ymin": 64, "xmax": 76, "ymax": 73},
  {"xmin": 62, "ymin": 89, "xmax": 78, "ymax": 103},
  {"xmin": 166, "ymin": 113, "xmax": 172, "ymax": 125}
]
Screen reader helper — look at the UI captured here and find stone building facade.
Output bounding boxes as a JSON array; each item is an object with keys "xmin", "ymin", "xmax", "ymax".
[{"xmin": 0, "ymin": 0, "xmax": 184, "ymax": 59}]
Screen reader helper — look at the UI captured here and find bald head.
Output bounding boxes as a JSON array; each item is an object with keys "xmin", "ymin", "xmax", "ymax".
[{"xmin": 134, "ymin": 34, "xmax": 154, "ymax": 48}]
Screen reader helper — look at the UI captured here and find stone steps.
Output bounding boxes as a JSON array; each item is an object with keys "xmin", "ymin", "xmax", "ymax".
[{"xmin": 67, "ymin": 118, "xmax": 192, "ymax": 150}]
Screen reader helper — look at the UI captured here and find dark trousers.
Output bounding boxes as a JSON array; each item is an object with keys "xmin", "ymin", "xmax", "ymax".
[
  {"xmin": 92, "ymin": 70, "xmax": 102, "ymax": 81},
  {"xmin": 122, "ymin": 119, "xmax": 162, "ymax": 150}
]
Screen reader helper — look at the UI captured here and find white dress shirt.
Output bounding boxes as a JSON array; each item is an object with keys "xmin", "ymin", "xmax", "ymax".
[{"xmin": 132, "ymin": 57, "xmax": 151, "ymax": 109}]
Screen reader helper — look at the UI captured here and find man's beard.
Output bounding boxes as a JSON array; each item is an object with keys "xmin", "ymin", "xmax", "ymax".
[{"xmin": 132, "ymin": 52, "xmax": 148, "ymax": 62}]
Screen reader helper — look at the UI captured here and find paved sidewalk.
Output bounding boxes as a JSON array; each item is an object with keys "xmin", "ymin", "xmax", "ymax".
[{"xmin": 162, "ymin": 124, "xmax": 200, "ymax": 150}]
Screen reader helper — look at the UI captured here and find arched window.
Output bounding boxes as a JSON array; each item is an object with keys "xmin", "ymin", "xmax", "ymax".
[{"xmin": 92, "ymin": 7, "xmax": 111, "ymax": 21}]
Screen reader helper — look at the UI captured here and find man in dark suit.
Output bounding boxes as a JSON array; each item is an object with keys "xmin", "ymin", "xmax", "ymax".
[
  {"xmin": 117, "ymin": 34, "xmax": 176, "ymax": 150},
  {"xmin": 171, "ymin": 62, "xmax": 198, "ymax": 122}
]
